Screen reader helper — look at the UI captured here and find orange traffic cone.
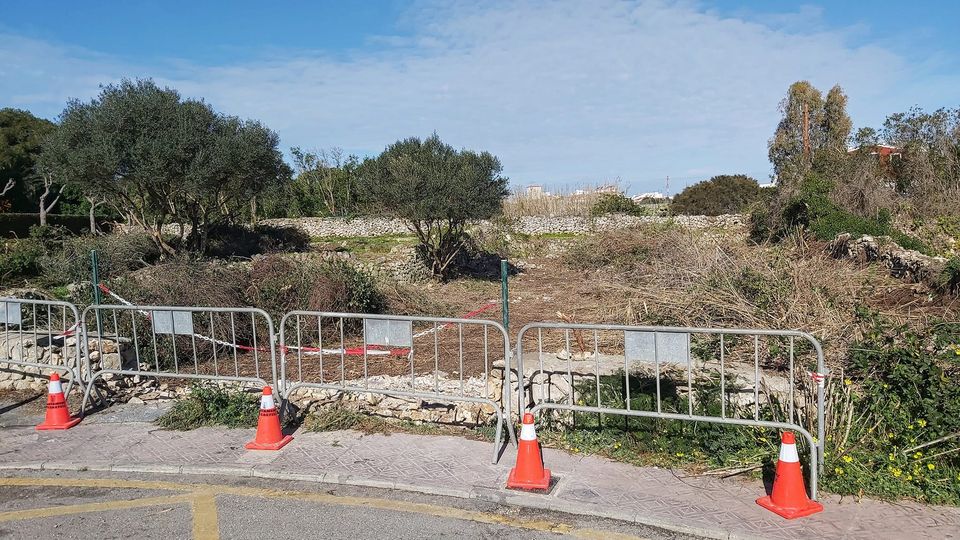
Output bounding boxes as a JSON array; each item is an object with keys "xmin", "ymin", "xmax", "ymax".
[
  {"xmin": 36, "ymin": 373, "xmax": 81, "ymax": 430},
  {"xmin": 757, "ymin": 431, "xmax": 823, "ymax": 519},
  {"xmin": 506, "ymin": 413, "xmax": 551, "ymax": 491},
  {"xmin": 245, "ymin": 386, "xmax": 293, "ymax": 450}
]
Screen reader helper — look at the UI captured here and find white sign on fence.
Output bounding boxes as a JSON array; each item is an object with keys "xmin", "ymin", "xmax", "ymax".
[
  {"xmin": 364, "ymin": 319, "xmax": 413, "ymax": 347},
  {"xmin": 624, "ymin": 330, "xmax": 689, "ymax": 365},
  {"xmin": 0, "ymin": 301, "xmax": 22, "ymax": 326},
  {"xmin": 151, "ymin": 310, "xmax": 195, "ymax": 335}
]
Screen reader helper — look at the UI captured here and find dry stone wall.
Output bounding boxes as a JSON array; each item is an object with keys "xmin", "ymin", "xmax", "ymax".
[{"xmin": 261, "ymin": 214, "xmax": 745, "ymax": 238}]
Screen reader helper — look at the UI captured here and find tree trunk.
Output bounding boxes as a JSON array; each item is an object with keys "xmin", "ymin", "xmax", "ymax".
[{"xmin": 86, "ymin": 196, "xmax": 102, "ymax": 235}]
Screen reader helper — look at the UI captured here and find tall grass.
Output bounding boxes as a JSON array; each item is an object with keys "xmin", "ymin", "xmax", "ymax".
[{"xmin": 503, "ymin": 185, "xmax": 618, "ymax": 218}]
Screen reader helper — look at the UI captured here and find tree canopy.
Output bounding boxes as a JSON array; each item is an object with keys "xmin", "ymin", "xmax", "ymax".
[
  {"xmin": 359, "ymin": 134, "xmax": 508, "ymax": 277},
  {"xmin": 40, "ymin": 79, "xmax": 290, "ymax": 254},
  {"xmin": 0, "ymin": 108, "xmax": 56, "ymax": 213}
]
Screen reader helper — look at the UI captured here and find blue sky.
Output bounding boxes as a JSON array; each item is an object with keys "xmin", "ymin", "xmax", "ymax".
[{"xmin": 2, "ymin": 0, "xmax": 958, "ymax": 194}]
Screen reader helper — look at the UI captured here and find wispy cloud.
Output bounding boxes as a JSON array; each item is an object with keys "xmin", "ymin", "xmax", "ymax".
[{"xmin": 1, "ymin": 0, "xmax": 949, "ymax": 191}]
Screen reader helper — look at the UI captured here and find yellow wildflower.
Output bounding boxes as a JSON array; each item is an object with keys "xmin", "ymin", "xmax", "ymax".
[
  {"xmin": 675, "ymin": 452, "xmax": 685, "ymax": 457},
  {"xmin": 927, "ymin": 463, "xmax": 935, "ymax": 470},
  {"xmin": 907, "ymin": 424, "xmax": 914, "ymax": 430},
  {"xmin": 888, "ymin": 433, "xmax": 895, "ymax": 439},
  {"xmin": 844, "ymin": 378, "xmax": 852, "ymax": 386},
  {"xmin": 917, "ymin": 419, "xmax": 927, "ymax": 428},
  {"xmin": 883, "ymin": 383, "xmax": 889, "ymax": 389},
  {"xmin": 891, "ymin": 467, "xmax": 902, "ymax": 477},
  {"xmin": 842, "ymin": 455, "xmax": 853, "ymax": 463},
  {"xmin": 888, "ymin": 453, "xmax": 896, "ymax": 462},
  {"xmin": 907, "ymin": 474, "xmax": 913, "ymax": 481},
  {"xmin": 914, "ymin": 452, "xmax": 923, "ymax": 459},
  {"xmin": 834, "ymin": 467, "xmax": 845, "ymax": 476}
]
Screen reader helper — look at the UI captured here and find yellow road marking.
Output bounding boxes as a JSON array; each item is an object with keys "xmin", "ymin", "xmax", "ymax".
[
  {"xmin": 0, "ymin": 476, "xmax": 649, "ymax": 540},
  {"xmin": 191, "ymin": 491, "xmax": 220, "ymax": 540},
  {"xmin": 0, "ymin": 493, "xmax": 194, "ymax": 523}
]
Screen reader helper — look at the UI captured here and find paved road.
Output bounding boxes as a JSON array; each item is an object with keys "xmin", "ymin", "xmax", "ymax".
[{"xmin": 0, "ymin": 470, "xmax": 695, "ymax": 540}]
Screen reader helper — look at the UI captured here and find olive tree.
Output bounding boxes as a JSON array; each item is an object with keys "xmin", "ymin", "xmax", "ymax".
[
  {"xmin": 360, "ymin": 134, "xmax": 508, "ymax": 278},
  {"xmin": 40, "ymin": 79, "xmax": 289, "ymax": 254}
]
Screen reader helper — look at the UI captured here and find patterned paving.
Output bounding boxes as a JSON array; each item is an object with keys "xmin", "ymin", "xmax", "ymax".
[{"xmin": 0, "ymin": 421, "xmax": 958, "ymax": 539}]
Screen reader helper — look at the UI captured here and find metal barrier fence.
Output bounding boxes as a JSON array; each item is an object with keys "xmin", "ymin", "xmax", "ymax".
[
  {"xmin": 0, "ymin": 298, "xmax": 83, "ymax": 395},
  {"xmin": 279, "ymin": 311, "xmax": 517, "ymax": 463},
  {"xmin": 516, "ymin": 322, "xmax": 826, "ymax": 499},
  {"xmin": 79, "ymin": 304, "xmax": 278, "ymax": 414}
]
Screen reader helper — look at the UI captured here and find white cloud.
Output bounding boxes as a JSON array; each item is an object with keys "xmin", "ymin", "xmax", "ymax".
[{"xmin": 2, "ymin": 0, "xmax": 951, "ymax": 191}]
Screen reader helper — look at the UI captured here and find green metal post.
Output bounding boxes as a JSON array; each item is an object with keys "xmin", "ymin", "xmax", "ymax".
[
  {"xmin": 90, "ymin": 250, "xmax": 101, "ymax": 305},
  {"xmin": 500, "ymin": 259, "xmax": 509, "ymax": 332},
  {"xmin": 91, "ymin": 249, "xmax": 103, "ymax": 337}
]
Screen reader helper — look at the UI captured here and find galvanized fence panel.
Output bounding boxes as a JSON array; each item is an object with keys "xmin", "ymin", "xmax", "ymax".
[
  {"xmin": 516, "ymin": 322, "xmax": 826, "ymax": 499},
  {"xmin": 0, "ymin": 298, "xmax": 83, "ymax": 395},
  {"xmin": 279, "ymin": 311, "xmax": 517, "ymax": 463},
  {"xmin": 79, "ymin": 304, "xmax": 278, "ymax": 413}
]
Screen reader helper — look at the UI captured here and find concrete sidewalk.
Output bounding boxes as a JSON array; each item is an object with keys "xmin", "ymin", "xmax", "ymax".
[{"xmin": 0, "ymin": 412, "xmax": 957, "ymax": 539}]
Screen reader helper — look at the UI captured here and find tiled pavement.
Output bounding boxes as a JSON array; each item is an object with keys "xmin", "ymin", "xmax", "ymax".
[{"xmin": 0, "ymin": 420, "xmax": 958, "ymax": 539}]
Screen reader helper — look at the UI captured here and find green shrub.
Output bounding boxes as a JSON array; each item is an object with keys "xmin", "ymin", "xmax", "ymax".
[
  {"xmin": 155, "ymin": 383, "xmax": 260, "ymax": 430},
  {"xmin": 766, "ymin": 175, "xmax": 931, "ymax": 253},
  {"xmin": 0, "ymin": 237, "xmax": 43, "ymax": 283},
  {"xmin": 822, "ymin": 313, "xmax": 960, "ymax": 504},
  {"xmin": 671, "ymin": 175, "xmax": 761, "ymax": 216},
  {"xmin": 590, "ymin": 193, "xmax": 647, "ymax": 217}
]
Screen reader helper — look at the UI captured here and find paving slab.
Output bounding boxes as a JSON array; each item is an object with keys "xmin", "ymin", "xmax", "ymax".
[{"xmin": 0, "ymin": 419, "xmax": 957, "ymax": 539}]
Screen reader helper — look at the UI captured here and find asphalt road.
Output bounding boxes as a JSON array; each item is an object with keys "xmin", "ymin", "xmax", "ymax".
[{"xmin": 0, "ymin": 470, "xmax": 699, "ymax": 540}]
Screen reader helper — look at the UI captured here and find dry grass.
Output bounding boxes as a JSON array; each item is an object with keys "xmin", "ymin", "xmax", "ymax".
[{"xmin": 561, "ymin": 225, "xmax": 960, "ymax": 369}]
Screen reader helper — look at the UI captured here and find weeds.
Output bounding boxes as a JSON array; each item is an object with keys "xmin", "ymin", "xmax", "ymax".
[
  {"xmin": 155, "ymin": 383, "xmax": 260, "ymax": 430},
  {"xmin": 303, "ymin": 405, "xmax": 493, "ymax": 440}
]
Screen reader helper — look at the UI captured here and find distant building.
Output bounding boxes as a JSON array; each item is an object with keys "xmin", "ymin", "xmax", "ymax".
[
  {"xmin": 595, "ymin": 184, "xmax": 620, "ymax": 194},
  {"xmin": 632, "ymin": 192, "xmax": 668, "ymax": 202},
  {"xmin": 847, "ymin": 144, "xmax": 903, "ymax": 164},
  {"xmin": 525, "ymin": 185, "xmax": 545, "ymax": 197}
]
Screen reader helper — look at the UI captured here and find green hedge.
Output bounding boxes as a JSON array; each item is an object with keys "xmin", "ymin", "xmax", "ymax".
[{"xmin": 0, "ymin": 214, "xmax": 111, "ymax": 238}]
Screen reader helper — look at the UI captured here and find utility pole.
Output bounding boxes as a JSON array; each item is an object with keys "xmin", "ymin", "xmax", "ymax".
[{"xmin": 665, "ymin": 175, "xmax": 670, "ymax": 197}]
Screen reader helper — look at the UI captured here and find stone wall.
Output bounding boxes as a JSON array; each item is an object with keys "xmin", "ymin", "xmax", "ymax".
[
  {"xmin": 261, "ymin": 214, "xmax": 746, "ymax": 239},
  {"xmin": 0, "ymin": 334, "xmax": 134, "ymax": 392},
  {"xmin": 829, "ymin": 233, "xmax": 947, "ymax": 285}
]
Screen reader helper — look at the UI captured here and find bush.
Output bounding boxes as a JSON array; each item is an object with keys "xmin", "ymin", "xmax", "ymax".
[
  {"xmin": 39, "ymin": 232, "xmax": 160, "ymax": 286},
  {"xmin": 0, "ymin": 237, "xmax": 43, "ymax": 283},
  {"xmin": 778, "ymin": 176, "xmax": 931, "ymax": 252},
  {"xmin": 155, "ymin": 383, "xmax": 260, "ymax": 430},
  {"xmin": 112, "ymin": 259, "xmax": 250, "ymax": 309},
  {"xmin": 245, "ymin": 255, "xmax": 386, "ymax": 322},
  {"xmin": 201, "ymin": 224, "xmax": 310, "ymax": 259},
  {"xmin": 671, "ymin": 175, "xmax": 761, "ymax": 216},
  {"xmin": 590, "ymin": 193, "xmax": 646, "ymax": 217}
]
